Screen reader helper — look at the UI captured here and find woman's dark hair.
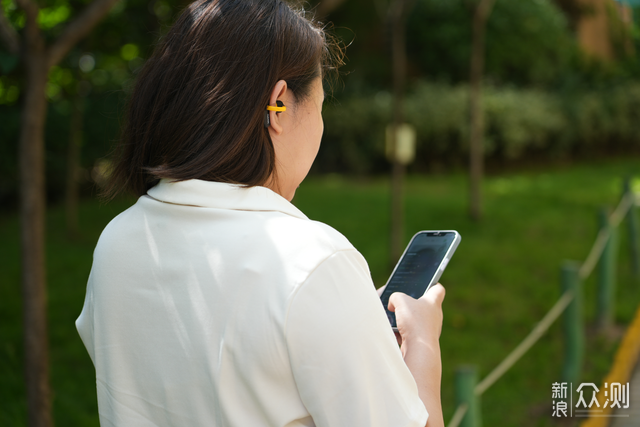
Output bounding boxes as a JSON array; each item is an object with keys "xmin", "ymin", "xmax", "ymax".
[{"xmin": 106, "ymin": 0, "xmax": 343, "ymax": 198}]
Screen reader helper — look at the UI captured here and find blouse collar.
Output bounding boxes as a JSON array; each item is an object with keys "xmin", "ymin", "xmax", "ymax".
[{"xmin": 146, "ymin": 179, "xmax": 308, "ymax": 220}]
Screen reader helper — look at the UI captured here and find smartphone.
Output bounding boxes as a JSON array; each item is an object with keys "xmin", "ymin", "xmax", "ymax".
[{"xmin": 380, "ymin": 230, "xmax": 461, "ymax": 331}]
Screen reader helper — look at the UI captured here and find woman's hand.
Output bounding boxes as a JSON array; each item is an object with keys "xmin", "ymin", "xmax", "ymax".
[
  {"xmin": 387, "ymin": 284, "xmax": 446, "ymax": 427},
  {"xmin": 387, "ymin": 284, "xmax": 445, "ymax": 348}
]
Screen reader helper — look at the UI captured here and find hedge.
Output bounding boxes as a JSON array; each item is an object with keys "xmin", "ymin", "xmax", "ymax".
[{"xmin": 316, "ymin": 81, "xmax": 640, "ymax": 174}]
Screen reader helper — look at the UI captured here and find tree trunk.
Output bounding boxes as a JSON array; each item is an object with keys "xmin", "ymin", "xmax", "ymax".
[
  {"xmin": 66, "ymin": 92, "xmax": 84, "ymax": 238},
  {"xmin": 389, "ymin": 0, "xmax": 407, "ymax": 266},
  {"xmin": 20, "ymin": 48, "xmax": 53, "ymax": 427},
  {"xmin": 7, "ymin": 1, "xmax": 122, "ymax": 425},
  {"xmin": 468, "ymin": 0, "xmax": 495, "ymax": 222}
]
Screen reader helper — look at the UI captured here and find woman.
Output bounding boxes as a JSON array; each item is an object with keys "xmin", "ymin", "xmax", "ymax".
[{"xmin": 76, "ymin": 0, "xmax": 446, "ymax": 426}]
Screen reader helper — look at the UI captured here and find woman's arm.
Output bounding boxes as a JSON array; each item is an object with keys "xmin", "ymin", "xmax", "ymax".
[
  {"xmin": 286, "ymin": 250, "xmax": 433, "ymax": 427},
  {"xmin": 388, "ymin": 284, "xmax": 446, "ymax": 427}
]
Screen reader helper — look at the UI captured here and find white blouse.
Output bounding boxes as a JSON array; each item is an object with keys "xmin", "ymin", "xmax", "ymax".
[{"xmin": 76, "ymin": 179, "xmax": 428, "ymax": 427}]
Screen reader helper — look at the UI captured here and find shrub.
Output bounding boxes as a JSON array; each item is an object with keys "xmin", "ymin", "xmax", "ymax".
[{"xmin": 316, "ymin": 81, "xmax": 640, "ymax": 174}]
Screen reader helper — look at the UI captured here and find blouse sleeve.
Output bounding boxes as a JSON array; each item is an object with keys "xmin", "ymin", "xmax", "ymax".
[{"xmin": 284, "ymin": 249, "xmax": 429, "ymax": 427}]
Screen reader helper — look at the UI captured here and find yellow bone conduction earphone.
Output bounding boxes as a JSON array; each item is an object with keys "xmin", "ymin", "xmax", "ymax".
[{"xmin": 264, "ymin": 100, "xmax": 286, "ymax": 128}]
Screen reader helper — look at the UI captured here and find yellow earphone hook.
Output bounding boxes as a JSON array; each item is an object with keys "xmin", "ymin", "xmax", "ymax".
[{"xmin": 266, "ymin": 101, "xmax": 286, "ymax": 112}]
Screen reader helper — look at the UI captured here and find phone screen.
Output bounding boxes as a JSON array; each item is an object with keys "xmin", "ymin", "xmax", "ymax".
[{"xmin": 380, "ymin": 231, "xmax": 457, "ymax": 328}]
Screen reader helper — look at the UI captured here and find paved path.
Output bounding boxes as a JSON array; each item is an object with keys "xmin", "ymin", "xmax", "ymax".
[{"xmin": 610, "ymin": 358, "xmax": 640, "ymax": 427}]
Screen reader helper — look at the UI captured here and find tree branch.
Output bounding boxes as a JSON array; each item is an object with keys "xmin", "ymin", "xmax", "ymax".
[
  {"xmin": 47, "ymin": 0, "xmax": 121, "ymax": 68},
  {"xmin": 15, "ymin": 0, "xmax": 44, "ymax": 55},
  {"xmin": 0, "ymin": 6, "xmax": 20, "ymax": 55}
]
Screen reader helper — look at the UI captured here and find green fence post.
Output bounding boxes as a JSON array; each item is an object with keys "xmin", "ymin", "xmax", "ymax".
[
  {"xmin": 455, "ymin": 365, "xmax": 482, "ymax": 427},
  {"xmin": 624, "ymin": 177, "xmax": 639, "ymax": 278},
  {"xmin": 561, "ymin": 262, "xmax": 583, "ymax": 385},
  {"xmin": 597, "ymin": 207, "xmax": 618, "ymax": 331}
]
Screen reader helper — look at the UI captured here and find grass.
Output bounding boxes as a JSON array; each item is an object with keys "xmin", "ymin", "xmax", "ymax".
[{"xmin": 1, "ymin": 158, "xmax": 639, "ymax": 426}]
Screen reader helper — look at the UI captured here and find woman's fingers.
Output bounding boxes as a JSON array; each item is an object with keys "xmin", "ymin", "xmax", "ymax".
[
  {"xmin": 387, "ymin": 290, "xmax": 414, "ymax": 314},
  {"xmin": 386, "ymin": 291, "xmax": 400, "ymax": 313},
  {"xmin": 387, "ymin": 283, "xmax": 445, "ymax": 312},
  {"xmin": 423, "ymin": 283, "xmax": 446, "ymax": 306},
  {"xmin": 388, "ymin": 283, "xmax": 446, "ymax": 341}
]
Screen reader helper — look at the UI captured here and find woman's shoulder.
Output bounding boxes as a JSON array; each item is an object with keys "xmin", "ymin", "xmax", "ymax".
[{"xmin": 264, "ymin": 213, "xmax": 356, "ymax": 256}]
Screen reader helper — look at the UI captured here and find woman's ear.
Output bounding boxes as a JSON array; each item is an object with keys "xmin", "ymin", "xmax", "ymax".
[{"xmin": 268, "ymin": 80, "xmax": 288, "ymax": 135}]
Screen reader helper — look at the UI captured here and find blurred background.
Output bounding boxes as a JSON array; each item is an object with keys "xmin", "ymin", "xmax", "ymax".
[{"xmin": 1, "ymin": 0, "xmax": 640, "ymax": 426}]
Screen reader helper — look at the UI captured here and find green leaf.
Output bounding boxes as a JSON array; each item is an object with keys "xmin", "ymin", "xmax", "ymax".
[
  {"xmin": 38, "ymin": 5, "xmax": 71, "ymax": 30},
  {"xmin": 120, "ymin": 43, "xmax": 139, "ymax": 61}
]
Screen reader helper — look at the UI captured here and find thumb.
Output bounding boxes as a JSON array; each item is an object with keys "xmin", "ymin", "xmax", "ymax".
[
  {"xmin": 423, "ymin": 283, "xmax": 446, "ymax": 306},
  {"xmin": 387, "ymin": 292, "xmax": 411, "ymax": 313}
]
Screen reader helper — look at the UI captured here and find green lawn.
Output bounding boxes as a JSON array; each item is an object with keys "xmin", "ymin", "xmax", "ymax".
[{"xmin": 1, "ymin": 158, "xmax": 639, "ymax": 426}]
